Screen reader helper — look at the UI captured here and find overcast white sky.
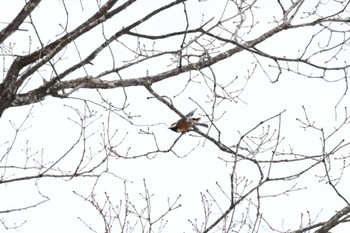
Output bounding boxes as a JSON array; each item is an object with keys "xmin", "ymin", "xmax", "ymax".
[{"xmin": 0, "ymin": 1, "xmax": 349, "ymax": 233}]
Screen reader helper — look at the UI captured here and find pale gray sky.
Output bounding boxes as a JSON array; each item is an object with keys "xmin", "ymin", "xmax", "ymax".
[{"xmin": 0, "ymin": 1, "xmax": 349, "ymax": 232}]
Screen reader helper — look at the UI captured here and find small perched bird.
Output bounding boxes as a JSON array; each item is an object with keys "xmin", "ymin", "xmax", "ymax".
[{"xmin": 169, "ymin": 108, "xmax": 208, "ymax": 133}]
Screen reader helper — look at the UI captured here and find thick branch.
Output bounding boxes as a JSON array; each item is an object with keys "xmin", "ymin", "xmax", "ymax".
[
  {"xmin": 0, "ymin": 0, "xmax": 125, "ymax": 117},
  {"xmin": 314, "ymin": 204, "xmax": 350, "ymax": 233},
  {"xmin": 0, "ymin": 0, "xmax": 41, "ymax": 44}
]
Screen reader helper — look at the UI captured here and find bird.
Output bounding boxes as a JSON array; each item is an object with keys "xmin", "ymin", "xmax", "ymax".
[{"xmin": 169, "ymin": 108, "xmax": 208, "ymax": 133}]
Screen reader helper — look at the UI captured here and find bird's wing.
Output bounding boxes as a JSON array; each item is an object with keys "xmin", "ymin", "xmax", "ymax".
[{"xmin": 185, "ymin": 108, "xmax": 197, "ymax": 117}]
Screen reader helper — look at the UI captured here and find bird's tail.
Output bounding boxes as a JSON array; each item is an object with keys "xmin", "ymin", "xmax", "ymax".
[
  {"xmin": 196, "ymin": 122, "xmax": 208, "ymax": 128},
  {"xmin": 190, "ymin": 118, "xmax": 208, "ymax": 128}
]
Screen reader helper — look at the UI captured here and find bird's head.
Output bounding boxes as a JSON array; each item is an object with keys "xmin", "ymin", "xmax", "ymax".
[{"xmin": 168, "ymin": 122, "xmax": 178, "ymax": 132}]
